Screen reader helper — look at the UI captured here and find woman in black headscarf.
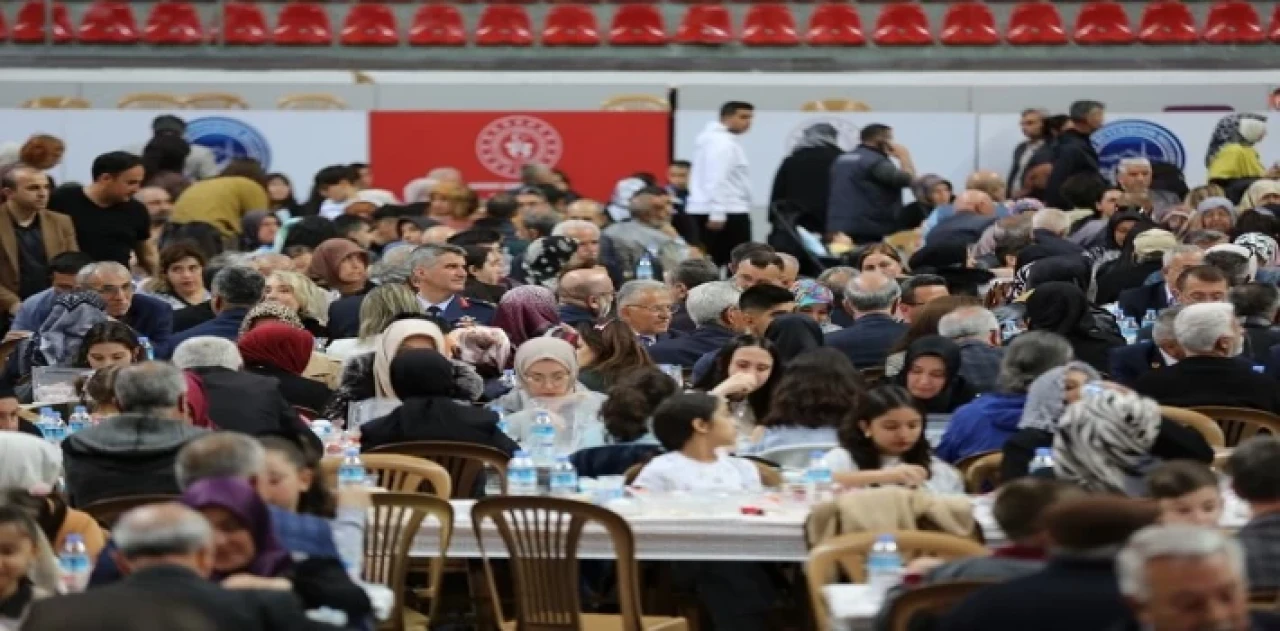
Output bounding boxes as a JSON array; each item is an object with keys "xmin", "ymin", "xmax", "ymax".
[
  {"xmin": 1025, "ymin": 282, "xmax": 1125, "ymax": 372},
  {"xmin": 763, "ymin": 314, "xmax": 824, "ymax": 366},
  {"xmin": 895, "ymin": 335, "xmax": 976, "ymax": 414},
  {"xmin": 359, "ymin": 349, "xmax": 519, "ymax": 455},
  {"xmin": 769, "ymin": 123, "xmax": 843, "ymax": 234},
  {"xmin": 907, "ymin": 242, "xmax": 994, "ymax": 296}
]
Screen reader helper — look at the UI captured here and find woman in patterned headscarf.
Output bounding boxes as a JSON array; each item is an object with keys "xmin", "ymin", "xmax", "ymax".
[
  {"xmin": 1206, "ymin": 113, "xmax": 1269, "ymax": 181},
  {"xmin": 521, "ymin": 235, "xmax": 578, "ymax": 291},
  {"xmin": 10, "ymin": 292, "xmax": 109, "ymax": 380}
]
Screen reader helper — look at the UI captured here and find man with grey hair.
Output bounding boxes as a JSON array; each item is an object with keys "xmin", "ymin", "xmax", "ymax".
[
  {"xmin": 172, "ymin": 336, "xmax": 243, "ymax": 371},
  {"xmin": 826, "ymin": 271, "xmax": 907, "ymax": 369},
  {"xmin": 77, "ymin": 260, "xmax": 174, "ymax": 347},
  {"xmin": 937, "ymin": 331, "xmax": 1073, "ymax": 463},
  {"xmin": 1135, "ymin": 302, "xmax": 1280, "ymax": 412},
  {"xmin": 669, "ymin": 257, "xmax": 719, "ymax": 333},
  {"xmin": 818, "ymin": 265, "xmax": 859, "ymax": 327},
  {"xmin": 1015, "ymin": 208, "xmax": 1088, "ymax": 270},
  {"xmin": 1119, "ymin": 245, "xmax": 1202, "ymax": 320},
  {"xmin": 157, "ymin": 265, "xmax": 263, "ymax": 359},
  {"xmin": 617, "ymin": 279, "xmax": 677, "ymax": 345},
  {"xmin": 62, "ymin": 362, "xmax": 207, "ymax": 507},
  {"xmin": 649, "ymin": 280, "xmax": 741, "ymax": 368},
  {"xmin": 408, "ymin": 243, "xmax": 494, "ymax": 325},
  {"xmin": 938, "ymin": 305, "xmax": 1004, "ymax": 392},
  {"xmin": 1110, "ymin": 305, "xmax": 1184, "ymax": 387},
  {"xmin": 1115, "ymin": 525, "xmax": 1265, "ymax": 631},
  {"xmin": 553, "ymin": 218, "xmax": 602, "ymax": 268},
  {"xmin": 1045, "ymin": 99, "xmax": 1106, "ymax": 209},
  {"xmin": 1231, "ymin": 283, "xmax": 1280, "ymax": 364},
  {"xmin": 1114, "ymin": 157, "xmax": 1180, "ymax": 213},
  {"xmin": 603, "ymin": 190, "xmax": 691, "ymax": 277},
  {"xmin": 171, "ymin": 336, "xmax": 315, "ymax": 440},
  {"xmin": 368, "ymin": 242, "xmax": 414, "ymax": 285},
  {"xmin": 1229, "ymin": 436, "xmax": 1280, "ymax": 591}
]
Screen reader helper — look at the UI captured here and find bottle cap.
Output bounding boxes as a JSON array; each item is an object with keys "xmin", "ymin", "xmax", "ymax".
[
  {"xmin": 74, "ymin": 406, "xmax": 87, "ymax": 413},
  {"xmin": 67, "ymin": 534, "xmax": 83, "ymax": 543},
  {"xmin": 344, "ymin": 448, "xmax": 359, "ymax": 457},
  {"xmin": 1035, "ymin": 447, "xmax": 1052, "ymax": 456},
  {"xmin": 514, "ymin": 449, "xmax": 528, "ymax": 457},
  {"xmin": 810, "ymin": 450, "xmax": 826, "ymax": 458}
]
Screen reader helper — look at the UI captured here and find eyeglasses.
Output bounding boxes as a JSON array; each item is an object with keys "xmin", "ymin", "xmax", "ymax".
[
  {"xmin": 524, "ymin": 372, "xmax": 570, "ymax": 387},
  {"xmin": 624, "ymin": 303, "xmax": 677, "ymax": 315},
  {"xmin": 95, "ymin": 283, "xmax": 134, "ymax": 296}
]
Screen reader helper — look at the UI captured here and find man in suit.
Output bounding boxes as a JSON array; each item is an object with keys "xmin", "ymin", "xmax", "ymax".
[
  {"xmin": 826, "ymin": 271, "xmax": 907, "ymax": 369},
  {"xmin": 1118, "ymin": 245, "xmax": 1202, "ymax": 320},
  {"xmin": 617, "ymin": 279, "xmax": 680, "ymax": 347},
  {"xmin": 1231, "ymin": 282, "xmax": 1280, "ymax": 365},
  {"xmin": 77, "ymin": 261, "xmax": 173, "ymax": 348},
  {"xmin": 0, "ymin": 165, "xmax": 79, "ymax": 323},
  {"xmin": 650, "ymin": 280, "xmax": 741, "ymax": 369},
  {"xmin": 408, "ymin": 243, "xmax": 495, "ymax": 327},
  {"xmin": 557, "ymin": 267, "xmax": 614, "ymax": 328},
  {"xmin": 1110, "ymin": 306, "xmax": 1183, "ymax": 387},
  {"xmin": 1135, "ymin": 302, "xmax": 1280, "ymax": 413},
  {"xmin": 157, "ymin": 266, "xmax": 262, "ymax": 359},
  {"xmin": 26, "ymin": 502, "xmax": 323, "ymax": 631}
]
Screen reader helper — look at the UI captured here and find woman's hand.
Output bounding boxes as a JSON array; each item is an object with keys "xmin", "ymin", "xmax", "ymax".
[
  {"xmin": 880, "ymin": 464, "xmax": 930, "ymax": 487},
  {"xmin": 221, "ymin": 574, "xmax": 292, "ymax": 591},
  {"xmin": 711, "ymin": 372, "xmax": 758, "ymax": 398}
]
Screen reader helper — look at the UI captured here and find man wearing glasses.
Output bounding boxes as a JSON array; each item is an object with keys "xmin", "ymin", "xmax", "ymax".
[
  {"xmin": 617, "ymin": 280, "xmax": 680, "ymax": 346},
  {"xmin": 76, "ymin": 261, "xmax": 173, "ymax": 348}
]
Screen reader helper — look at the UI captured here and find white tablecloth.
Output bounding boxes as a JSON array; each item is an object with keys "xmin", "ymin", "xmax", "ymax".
[{"xmin": 824, "ymin": 584, "xmax": 883, "ymax": 631}]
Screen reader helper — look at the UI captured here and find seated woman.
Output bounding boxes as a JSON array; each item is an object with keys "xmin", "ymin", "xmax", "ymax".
[
  {"xmin": 575, "ymin": 319, "xmax": 652, "ymax": 393},
  {"xmin": 789, "ymin": 280, "xmax": 841, "ymax": 333},
  {"xmin": 263, "ymin": 270, "xmax": 331, "ymax": 340},
  {"xmin": 0, "ymin": 505, "xmax": 57, "ymax": 626},
  {"xmin": 1024, "ymin": 282, "xmax": 1125, "ymax": 372},
  {"xmin": 73, "ymin": 321, "xmax": 142, "ymax": 370},
  {"xmin": 1001, "ymin": 361, "xmax": 1099, "ymax": 481},
  {"xmin": 4, "ymin": 292, "xmax": 109, "ymax": 398},
  {"xmin": 238, "ymin": 301, "xmax": 340, "ymax": 390},
  {"xmin": 691, "ymin": 336, "xmax": 782, "ymax": 433},
  {"xmin": 448, "ymin": 326, "xmax": 513, "ymax": 402},
  {"xmin": 897, "ymin": 335, "xmax": 976, "ymax": 414},
  {"xmin": 360, "ymin": 350, "xmax": 519, "ymax": 455},
  {"xmin": 238, "ymin": 323, "xmax": 333, "ymax": 414},
  {"xmin": 0, "ymin": 433, "xmax": 105, "ymax": 556},
  {"xmin": 182, "ymin": 477, "xmax": 371, "ymax": 623},
  {"xmin": 142, "ymin": 242, "xmax": 210, "ymax": 310},
  {"xmin": 325, "ymin": 283, "xmax": 422, "ymax": 361},
  {"xmin": 746, "ymin": 348, "xmax": 862, "ymax": 467},
  {"xmin": 242, "ymin": 211, "xmax": 281, "ymax": 254},
  {"xmin": 490, "ymin": 285, "xmax": 561, "ymax": 350},
  {"xmin": 824, "ymin": 385, "xmax": 964, "ymax": 495},
  {"xmin": 495, "ymin": 337, "xmax": 606, "ymax": 451},
  {"xmin": 310, "ymin": 239, "xmax": 375, "ymax": 340}
]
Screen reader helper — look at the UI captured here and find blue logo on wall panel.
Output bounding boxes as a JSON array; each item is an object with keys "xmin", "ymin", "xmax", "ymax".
[
  {"xmin": 1092, "ymin": 119, "xmax": 1185, "ymax": 181},
  {"xmin": 185, "ymin": 117, "xmax": 271, "ymax": 170}
]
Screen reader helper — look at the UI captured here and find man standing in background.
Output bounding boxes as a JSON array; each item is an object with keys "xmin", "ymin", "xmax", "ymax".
[
  {"xmin": 687, "ymin": 102, "xmax": 754, "ymax": 267},
  {"xmin": 828, "ymin": 124, "xmax": 917, "ymax": 244}
]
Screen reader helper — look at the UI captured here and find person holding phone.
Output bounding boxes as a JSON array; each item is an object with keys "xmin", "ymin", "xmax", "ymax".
[{"xmin": 827, "ymin": 123, "xmax": 917, "ymax": 245}]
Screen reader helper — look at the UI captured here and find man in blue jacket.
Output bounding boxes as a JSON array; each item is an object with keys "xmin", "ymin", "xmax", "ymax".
[
  {"xmin": 650, "ymin": 280, "xmax": 741, "ymax": 369},
  {"xmin": 827, "ymin": 124, "xmax": 917, "ymax": 244},
  {"xmin": 76, "ymin": 261, "xmax": 172, "ymax": 348},
  {"xmin": 825, "ymin": 271, "xmax": 907, "ymax": 369},
  {"xmin": 157, "ymin": 266, "xmax": 262, "ymax": 359}
]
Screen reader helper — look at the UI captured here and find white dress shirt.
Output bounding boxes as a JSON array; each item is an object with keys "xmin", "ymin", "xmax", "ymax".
[
  {"xmin": 686, "ymin": 122, "xmax": 751, "ymax": 222},
  {"xmin": 416, "ymin": 294, "xmax": 455, "ymax": 315}
]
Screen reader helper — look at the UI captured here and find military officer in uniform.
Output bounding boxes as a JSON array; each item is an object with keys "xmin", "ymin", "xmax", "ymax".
[{"xmin": 409, "ymin": 243, "xmax": 496, "ymax": 326}]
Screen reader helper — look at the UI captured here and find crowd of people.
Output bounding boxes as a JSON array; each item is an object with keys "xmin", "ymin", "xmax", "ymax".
[{"xmin": 0, "ymin": 102, "xmax": 1276, "ymax": 630}]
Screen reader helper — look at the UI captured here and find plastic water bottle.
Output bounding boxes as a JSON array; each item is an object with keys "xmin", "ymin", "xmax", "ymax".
[
  {"xmin": 59, "ymin": 534, "xmax": 91, "ymax": 593},
  {"xmin": 530, "ymin": 411, "xmax": 557, "ymax": 467},
  {"xmin": 1029, "ymin": 447, "xmax": 1055, "ymax": 475},
  {"xmin": 635, "ymin": 251, "xmax": 654, "ymax": 280},
  {"xmin": 490, "ymin": 403, "xmax": 511, "ymax": 439},
  {"xmin": 866, "ymin": 534, "xmax": 904, "ymax": 594},
  {"xmin": 137, "ymin": 336, "xmax": 154, "ymax": 361},
  {"xmin": 1142, "ymin": 308, "xmax": 1158, "ymax": 329},
  {"xmin": 334, "ymin": 504, "xmax": 365, "ymax": 579},
  {"xmin": 1121, "ymin": 317, "xmax": 1139, "ymax": 344},
  {"xmin": 36, "ymin": 407, "xmax": 53, "ymax": 436},
  {"xmin": 507, "ymin": 450, "xmax": 539, "ymax": 496},
  {"xmin": 806, "ymin": 451, "xmax": 834, "ymax": 501},
  {"xmin": 549, "ymin": 456, "xmax": 579, "ymax": 497},
  {"xmin": 43, "ymin": 411, "xmax": 66, "ymax": 445},
  {"xmin": 337, "ymin": 448, "xmax": 366, "ymax": 488},
  {"xmin": 67, "ymin": 406, "xmax": 90, "ymax": 434},
  {"xmin": 501, "ymin": 369, "xmax": 516, "ymax": 388}
]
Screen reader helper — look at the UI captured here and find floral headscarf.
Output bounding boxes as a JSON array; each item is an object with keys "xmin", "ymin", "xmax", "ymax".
[
  {"xmin": 790, "ymin": 279, "xmax": 833, "ymax": 308},
  {"xmin": 1235, "ymin": 232, "xmax": 1280, "ymax": 267},
  {"xmin": 1206, "ymin": 113, "xmax": 1268, "ymax": 167},
  {"xmin": 522, "ymin": 236, "xmax": 579, "ymax": 290}
]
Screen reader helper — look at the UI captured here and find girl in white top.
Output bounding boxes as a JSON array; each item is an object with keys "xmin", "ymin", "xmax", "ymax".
[
  {"xmin": 632, "ymin": 392, "xmax": 762, "ymax": 493},
  {"xmin": 824, "ymin": 385, "xmax": 964, "ymax": 495}
]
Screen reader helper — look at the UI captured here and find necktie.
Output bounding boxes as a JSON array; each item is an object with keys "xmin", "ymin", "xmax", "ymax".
[{"xmin": 428, "ymin": 306, "xmax": 442, "ymax": 319}]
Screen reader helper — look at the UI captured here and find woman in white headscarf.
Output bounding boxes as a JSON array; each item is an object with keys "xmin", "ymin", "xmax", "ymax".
[
  {"xmin": 494, "ymin": 337, "xmax": 606, "ymax": 451},
  {"xmin": 0, "ymin": 433, "xmax": 106, "ymax": 559}
]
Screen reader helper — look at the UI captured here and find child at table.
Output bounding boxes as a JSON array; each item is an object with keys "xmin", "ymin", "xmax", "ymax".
[
  {"xmin": 823, "ymin": 385, "xmax": 965, "ymax": 495},
  {"xmin": 0, "ymin": 505, "xmax": 57, "ymax": 627},
  {"xmin": 631, "ymin": 392, "xmax": 776, "ymax": 631},
  {"xmin": 1146, "ymin": 460, "xmax": 1223, "ymax": 527}
]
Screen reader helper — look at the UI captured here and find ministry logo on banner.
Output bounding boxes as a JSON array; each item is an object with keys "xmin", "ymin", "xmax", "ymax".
[
  {"xmin": 186, "ymin": 117, "xmax": 273, "ymax": 170},
  {"xmin": 1092, "ymin": 119, "xmax": 1186, "ymax": 181}
]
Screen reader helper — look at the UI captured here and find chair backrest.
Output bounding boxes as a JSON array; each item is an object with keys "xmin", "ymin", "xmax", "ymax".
[
  {"xmin": 369, "ymin": 441, "xmax": 510, "ymax": 498},
  {"xmin": 885, "ymin": 581, "xmax": 994, "ymax": 631},
  {"xmin": 472, "ymin": 496, "xmax": 645, "ymax": 629},
  {"xmin": 321, "ymin": 453, "xmax": 453, "ymax": 497},
  {"xmin": 954, "ymin": 449, "xmax": 1001, "ymax": 477},
  {"xmin": 278, "ymin": 93, "xmax": 347, "ymax": 110},
  {"xmin": 118, "ymin": 92, "xmax": 185, "ymax": 109},
  {"xmin": 1160, "ymin": 406, "xmax": 1226, "ymax": 449},
  {"xmin": 1188, "ymin": 406, "xmax": 1280, "ymax": 447},
  {"xmin": 962, "ymin": 452, "xmax": 1002, "ymax": 493},
  {"xmin": 601, "ymin": 94, "xmax": 670, "ymax": 111},
  {"xmin": 756, "ymin": 443, "xmax": 838, "ymax": 470},
  {"xmin": 184, "ymin": 92, "xmax": 248, "ymax": 109},
  {"xmin": 81, "ymin": 494, "xmax": 180, "ymax": 528},
  {"xmin": 801, "ymin": 98, "xmax": 870, "ymax": 112},
  {"xmin": 364, "ymin": 492, "xmax": 453, "ymax": 627}
]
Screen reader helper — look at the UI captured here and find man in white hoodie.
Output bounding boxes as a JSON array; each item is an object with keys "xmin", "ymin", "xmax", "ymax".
[{"xmin": 688, "ymin": 101, "xmax": 754, "ymax": 266}]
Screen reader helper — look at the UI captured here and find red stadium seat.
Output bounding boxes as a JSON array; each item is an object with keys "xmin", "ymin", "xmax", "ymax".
[
  {"xmin": 1271, "ymin": 4, "xmax": 1280, "ymax": 42},
  {"xmin": 1073, "ymin": 0, "xmax": 1135, "ymax": 44},
  {"xmin": 13, "ymin": 0, "xmax": 74, "ymax": 43},
  {"xmin": 216, "ymin": 2, "xmax": 269, "ymax": 45},
  {"xmin": 273, "ymin": 3, "xmax": 332, "ymax": 45},
  {"xmin": 341, "ymin": 4, "xmax": 399, "ymax": 46},
  {"xmin": 873, "ymin": 3, "xmax": 931, "ymax": 46},
  {"xmin": 1139, "ymin": 0, "xmax": 1197, "ymax": 44},
  {"xmin": 675, "ymin": 5, "xmax": 733, "ymax": 45},
  {"xmin": 408, "ymin": 4, "xmax": 465, "ymax": 45},
  {"xmin": 0, "ymin": 11, "xmax": 8, "ymax": 41},
  {"xmin": 542, "ymin": 4, "xmax": 600, "ymax": 45},
  {"xmin": 79, "ymin": 0, "xmax": 138, "ymax": 43},
  {"xmin": 940, "ymin": 1, "xmax": 998, "ymax": 45},
  {"xmin": 475, "ymin": 5, "xmax": 533, "ymax": 46},
  {"xmin": 144, "ymin": 1, "xmax": 203, "ymax": 45},
  {"xmin": 1203, "ymin": 0, "xmax": 1263, "ymax": 44},
  {"xmin": 609, "ymin": 4, "xmax": 667, "ymax": 45},
  {"xmin": 1006, "ymin": 1, "xmax": 1066, "ymax": 45},
  {"xmin": 806, "ymin": 2, "xmax": 864, "ymax": 46},
  {"xmin": 742, "ymin": 4, "xmax": 798, "ymax": 46}
]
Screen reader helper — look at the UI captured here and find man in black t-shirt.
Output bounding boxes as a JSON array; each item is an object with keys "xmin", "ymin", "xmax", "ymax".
[{"xmin": 49, "ymin": 151, "xmax": 156, "ymax": 276}]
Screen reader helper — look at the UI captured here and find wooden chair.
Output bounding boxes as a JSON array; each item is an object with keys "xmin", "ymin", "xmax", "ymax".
[
  {"xmin": 278, "ymin": 93, "xmax": 348, "ymax": 110},
  {"xmin": 364, "ymin": 492, "xmax": 453, "ymax": 630},
  {"xmin": 601, "ymin": 94, "xmax": 670, "ymax": 112},
  {"xmin": 1161, "ymin": 406, "xmax": 1226, "ymax": 449},
  {"xmin": 800, "ymin": 98, "xmax": 871, "ymax": 112},
  {"xmin": 954, "ymin": 450, "xmax": 1000, "ymax": 478},
  {"xmin": 21, "ymin": 96, "xmax": 90, "ymax": 108},
  {"xmin": 1188, "ymin": 406, "xmax": 1280, "ymax": 447},
  {"xmin": 859, "ymin": 366, "xmax": 886, "ymax": 387},
  {"xmin": 117, "ymin": 92, "xmax": 185, "ymax": 109},
  {"xmin": 472, "ymin": 496, "xmax": 687, "ymax": 630},
  {"xmin": 368, "ymin": 441, "xmax": 509, "ymax": 498},
  {"xmin": 623, "ymin": 457, "xmax": 782, "ymax": 487},
  {"xmin": 962, "ymin": 452, "xmax": 1002, "ymax": 494},
  {"xmin": 81, "ymin": 494, "xmax": 179, "ymax": 528},
  {"xmin": 1248, "ymin": 588, "xmax": 1279, "ymax": 611},
  {"xmin": 184, "ymin": 92, "xmax": 249, "ymax": 109},
  {"xmin": 320, "ymin": 453, "xmax": 452, "ymax": 497},
  {"xmin": 884, "ymin": 581, "xmax": 994, "ymax": 631}
]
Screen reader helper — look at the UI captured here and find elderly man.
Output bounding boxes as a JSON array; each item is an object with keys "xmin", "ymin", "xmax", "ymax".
[
  {"xmin": 62, "ymin": 362, "xmax": 206, "ymax": 507},
  {"xmin": 923, "ymin": 170, "xmax": 1012, "ymax": 236},
  {"xmin": 669, "ymin": 258, "xmax": 718, "ymax": 334},
  {"xmin": 78, "ymin": 261, "xmax": 172, "ymax": 347},
  {"xmin": 1111, "ymin": 306, "xmax": 1184, "ymax": 387},
  {"xmin": 603, "ymin": 191, "xmax": 690, "ymax": 276},
  {"xmin": 1135, "ymin": 302, "xmax": 1280, "ymax": 412},
  {"xmin": 938, "ymin": 305, "xmax": 1004, "ymax": 392},
  {"xmin": 1229, "ymin": 437, "xmax": 1280, "ymax": 592},
  {"xmin": 1115, "ymin": 157, "xmax": 1181, "ymax": 213},
  {"xmin": 649, "ymin": 280, "xmax": 741, "ymax": 368},
  {"xmin": 557, "ymin": 267, "xmax": 615, "ymax": 327},
  {"xmin": 171, "ymin": 336, "xmax": 313, "ymax": 442},
  {"xmin": 818, "ymin": 265, "xmax": 859, "ymax": 327},
  {"xmin": 156, "ymin": 265, "xmax": 261, "ymax": 359},
  {"xmin": 0, "ymin": 166, "xmax": 79, "ymax": 318},
  {"xmin": 407, "ymin": 243, "xmax": 494, "ymax": 326},
  {"xmin": 618, "ymin": 279, "xmax": 678, "ymax": 346},
  {"xmin": 825, "ymin": 271, "xmax": 907, "ymax": 369},
  {"xmin": 566, "ymin": 198, "xmax": 608, "ymax": 229},
  {"xmin": 1119, "ymin": 245, "xmax": 1202, "ymax": 320},
  {"xmin": 926, "ymin": 190, "xmax": 998, "ymax": 246},
  {"xmin": 1015, "ymin": 208, "xmax": 1087, "ymax": 269},
  {"xmin": 553, "ymin": 218, "xmax": 603, "ymax": 269}
]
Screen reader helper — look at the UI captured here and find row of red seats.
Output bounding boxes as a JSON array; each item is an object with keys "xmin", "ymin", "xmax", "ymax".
[{"xmin": 0, "ymin": 0, "xmax": 1275, "ymax": 45}]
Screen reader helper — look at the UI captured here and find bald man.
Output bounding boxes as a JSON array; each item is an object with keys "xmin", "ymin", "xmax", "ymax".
[
  {"xmin": 928, "ymin": 190, "xmax": 999, "ymax": 246},
  {"xmin": 566, "ymin": 199, "xmax": 608, "ymax": 229},
  {"xmin": 825, "ymin": 270, "xmax": 908, "ymax": 368},
  {"xmin": 557, "ymin": 267, "xmax": 615, "ymax": 327},
  {"xmin": 923, "ymin": 169, "xmax": 1012, "ymax": 237},
  {"xmin": 777, "ymin": 252, "xmax": 800, "ymax": 287}
]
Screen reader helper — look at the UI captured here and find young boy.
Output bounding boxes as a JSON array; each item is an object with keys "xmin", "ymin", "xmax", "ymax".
[{"xmin": 1146, "ymin": 460, "xmax": 1223, "ymax": 527}]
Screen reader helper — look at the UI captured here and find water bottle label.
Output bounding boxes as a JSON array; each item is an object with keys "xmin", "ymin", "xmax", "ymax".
[{"xmin": 60, "ymin": 556, "xmax": 90, "ymax": 573}]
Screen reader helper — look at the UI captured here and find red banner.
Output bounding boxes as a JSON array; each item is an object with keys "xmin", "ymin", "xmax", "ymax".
[{"xmin": 370, "ymin": 111, "xmax": 671, "ymax": 203}]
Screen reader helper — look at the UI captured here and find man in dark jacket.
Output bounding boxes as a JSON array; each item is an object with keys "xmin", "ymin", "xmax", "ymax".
[
  {"xmin": 557, "ymin": 267, "xmax": 614, "ymax": 328},
  {"xmin": 1015, "ymin": 208, "xmax": 1087, "ymax": 269},
  {"xmin": 76, "ymin": 261, "xmax": 173, "ymax": 347},
  {"xmin": 650, "ymin": 280, "xmax": 740, "ymax": 369},
  {"xmin": 1118, "ymin": 245, "xmax": 1200, "ymax": 320},
  {"xmin": 1231, "ymin": 282, "xmax": 1280, "ymax": 365},
  {"xmin": 158, "ymin": 265, "xmax": 263, "ymax": 359},
  {"xmin": 770, "ymin": 123, "xmax": 843, "ymax": 235},
  {"xmin": 926, "ymin": 190, "xmax": 998, "ymax": 247},
  {"xmin": 1045, "ymin": 100, "xmax": 1106, "ymax": 209},
  {"xmin": 827, "ymin": 124, "xmax": 916, "ymax": 243},
  {"xmin": 62, "ymin": 362, "xmax": 207, "ymax": 507},
  {"xmin": 825, "ymin": 270, "xmax": 907, "ymax": 369}
]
